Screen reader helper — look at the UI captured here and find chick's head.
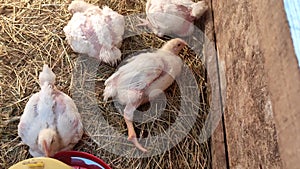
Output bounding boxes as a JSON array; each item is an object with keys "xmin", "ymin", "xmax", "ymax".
[{"xmin": 38, "ymin": 128, "xmax": 60, "ymax": 157}]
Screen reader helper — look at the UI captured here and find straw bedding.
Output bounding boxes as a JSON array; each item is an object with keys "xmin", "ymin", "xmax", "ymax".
[{"xmin": 0, "ymin": 0, "xmax": 211, "ymax": 168}]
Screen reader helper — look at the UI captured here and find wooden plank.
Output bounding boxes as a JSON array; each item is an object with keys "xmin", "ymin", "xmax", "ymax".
[
  {"xmin": 201, "ymin": 0, "xmax": 228, "ymax": 169},
  {"xmin": 210, "ymin": 0, "xmax": 300, "ymax": 168},
  {"xmin": 256, "ymin": 1, "xmax": 300, "ymax": 168},
  {"xmin": 210, "ymin": 122, "xmax": 228, "ymax": 169}
]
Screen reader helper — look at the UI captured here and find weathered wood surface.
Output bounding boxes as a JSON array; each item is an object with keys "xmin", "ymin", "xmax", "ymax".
[
  {"xmin": 211, "ymin": 0, "xmax": 300, "ymax": 168},
  {"xmin": 258, "ymin": 1, "xmax": 300, "ymax": 168},
  {"xmin": 202, "ymin": 1, "xmax": 228, "ymax": 169}
]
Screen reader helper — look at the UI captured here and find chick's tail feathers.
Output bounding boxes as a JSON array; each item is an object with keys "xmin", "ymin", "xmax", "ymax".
[
  {"xmin": 37, "ymin": 64, "xmax": 56, "ymax": 112},
  {"xmin": 39, "ymin": 64, "xmax": 56, "ymax": 87},
  {"xmin": 103, "ymin": 72, "xmax": 120, "ymax": 101},
  {"xmin": 38, "ymin": 81, "xmax": 55, "ymax": 115},
  {"xmin": 99, "ymin": 47, "xmax": 121, "ymax": 66},
  {"xmin": 191, "ymin": 1, "xmax": 208, "ymax": 18},
  {"xmin": 103, "ymin": 84, "xmax": 117, "ymax": 102}
]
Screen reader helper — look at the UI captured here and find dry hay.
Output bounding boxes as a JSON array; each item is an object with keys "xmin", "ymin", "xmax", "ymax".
[{"xmin": 0, "ymin": 0, "xmax": 212, "ymax": 168}]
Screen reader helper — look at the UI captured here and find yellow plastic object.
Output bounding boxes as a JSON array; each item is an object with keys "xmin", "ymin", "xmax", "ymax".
[{"xmin": 9, "ymin": 157, "xmax": 72, "ymax": 169}]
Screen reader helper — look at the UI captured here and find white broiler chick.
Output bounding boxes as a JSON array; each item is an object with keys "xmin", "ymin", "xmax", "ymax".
[
  {"xmin": 103, "ymin": 38, "xmax": 187, "ymax": 152},
  {"xmin": 64, "ymin": 0, "xmax": 125, "ymax": 65},
  {"xmin": 18, "ymin": 65, "xmax": 83, "ymax": 157},
  {"xmin": 144, "ymin": 0, "xmax": 208, "ymax": 37}
]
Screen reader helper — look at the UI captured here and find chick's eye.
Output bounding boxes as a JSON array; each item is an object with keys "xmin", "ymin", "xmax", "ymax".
[{"xmin": 177, "ymin": 44, "xmax": 181, "ymax": 47}]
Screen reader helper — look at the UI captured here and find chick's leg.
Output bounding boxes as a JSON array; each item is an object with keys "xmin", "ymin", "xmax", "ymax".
[
  {"xmin": 124, "ymin": 104, "xmax": 147, "ymax": 152},
  {"xmin": 124, "ymin": 104, "xmax": 136, "ymax": 140}
]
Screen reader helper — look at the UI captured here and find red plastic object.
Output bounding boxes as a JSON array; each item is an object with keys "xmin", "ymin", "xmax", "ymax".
[{"xmin": 53, "ymin": 151, "xmax": 111, "ymax": 169}]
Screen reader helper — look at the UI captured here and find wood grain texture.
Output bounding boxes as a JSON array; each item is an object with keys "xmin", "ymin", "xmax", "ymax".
[
  {"xmin": 257, "ymin": 1, "xmax": 300, "ymax": 168},
  {"xmin": 201, "ymin": 0, "xmax": 228, "ymax": 169},
  {"xmin": 210, "ymin": 0, "xmax": 300, "ymax": 168}
]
